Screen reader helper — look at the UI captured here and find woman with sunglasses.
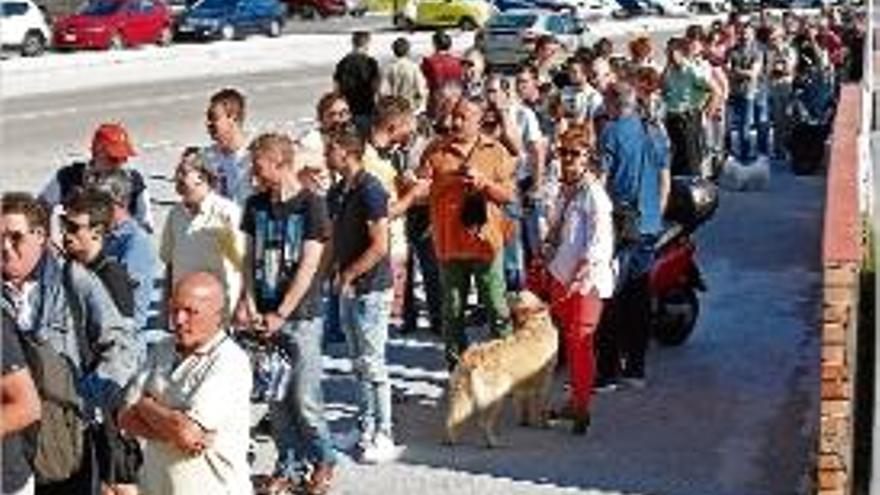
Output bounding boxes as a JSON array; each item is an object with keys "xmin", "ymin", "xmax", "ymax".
[{"xmin": 530, "ymin": 124, "xmax": 615, "ymax": 435}]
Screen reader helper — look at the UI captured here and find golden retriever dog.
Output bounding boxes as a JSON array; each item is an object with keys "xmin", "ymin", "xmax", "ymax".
[{"xmin": 444, "ymin": 291, "xmax": 558, "ymax": 448}]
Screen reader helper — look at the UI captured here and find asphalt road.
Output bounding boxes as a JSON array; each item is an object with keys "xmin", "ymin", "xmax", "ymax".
[{"xmin": 0, "ymin": 21, "xmax": 823, "ymax": 495}]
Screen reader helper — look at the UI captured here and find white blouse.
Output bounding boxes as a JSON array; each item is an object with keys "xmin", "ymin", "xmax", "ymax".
[{"xmin": 547, "ymin": 180, "xmax": 616, "ymax": 299}]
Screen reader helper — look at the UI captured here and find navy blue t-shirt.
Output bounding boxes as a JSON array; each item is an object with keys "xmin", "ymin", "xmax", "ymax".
[
  {"xmin": 327, "ymin": 171, "xmax": 392, "ymax": 295},
  {"xmin": 241, "ymin": 190, "xmax": 330, "ymax": 319}
]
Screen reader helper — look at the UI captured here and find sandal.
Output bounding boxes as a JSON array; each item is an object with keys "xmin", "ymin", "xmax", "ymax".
[
  {"xmin": 305, "ymin": 463, "xmax": 335, "ymax": 495},
  {"xmin": 253, "ymin": 474, "xmax": 300, "ymax": 495}
]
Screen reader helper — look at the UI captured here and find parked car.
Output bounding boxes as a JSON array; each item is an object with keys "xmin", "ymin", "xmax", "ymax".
[
  {"xmin": 395, "ymin": 0, "xmax": 495, "ymax": 30},
  {"xmin": 687, "ymin": 0, "xmax": 727, "ymax": 12},
  {"xmin": 483, "ymin": 9, "xmax": 590, "ymax": 69},
  {"xmin": 53, "ymin": 0, "xmax": 173, "ymax": 49},
  {"xmin": 175, "ymin": 0, "xmax": 286, "ymax": 40},
  {"xmin": 646, "ymin": 0, "xmax": 689, "ymax": 15},
  {"xmin": 1, "ymin": 0, "xmax": 51, "ymax": 55},
  {"xmin": 283, "ymin": 0, "xmax": 346, "ymax": 18},
  {"xmin": 542, "ymin": 0, "xmax": 613, "ymax": 18}
]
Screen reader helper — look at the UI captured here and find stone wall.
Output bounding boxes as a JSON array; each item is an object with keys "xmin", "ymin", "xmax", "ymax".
[{"xmin": 817, "ymin": 84, "xmax": 864, "ymax": 495}]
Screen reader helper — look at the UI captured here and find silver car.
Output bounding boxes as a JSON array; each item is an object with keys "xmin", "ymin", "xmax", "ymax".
[{"xmin": 483, "ymin": 9, "xmax": 591, "ymax": 69}]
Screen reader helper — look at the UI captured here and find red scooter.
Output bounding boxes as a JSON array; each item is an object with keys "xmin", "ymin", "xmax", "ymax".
[{"xmin": 649, "ymin": 177, "xmax": 719, "ymax": 346}]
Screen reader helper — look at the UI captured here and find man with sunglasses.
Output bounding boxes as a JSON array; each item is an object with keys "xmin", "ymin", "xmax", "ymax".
[
  {"xmin": 419, "ymin": 95, "xmax": 516, "ymax": 369},
  {"xmin": 62, "ymin": 189, "xmax": 135, "ymax": 322},
  {"xmin": 1, "ymin": 192, "xmax": 138, "ymax": 494},
  {"xmin": 61, "ymin": 188, "xmax": 142, "ymax": 495}
]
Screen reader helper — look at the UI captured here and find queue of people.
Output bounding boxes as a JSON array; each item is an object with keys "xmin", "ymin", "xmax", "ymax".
[{"xmin": 0, "ymin": 6, "xmax": 865, "ymax": 495}]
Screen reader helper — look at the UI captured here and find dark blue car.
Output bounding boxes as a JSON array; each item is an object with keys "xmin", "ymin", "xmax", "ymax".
[{"xmin": 175, "ymin": 0, "xmax": 286, "ymax": 40}]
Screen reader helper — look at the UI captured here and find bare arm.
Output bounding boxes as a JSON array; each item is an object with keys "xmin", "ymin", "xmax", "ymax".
[
  {"xmin": 659, "ymin": 166, "xmax": 671, "ymax": 215},
  {"xmin": 275, "ymin": 239, "xmax": 324, "ymax": 319},
  {"xmin": 117, "ymin": 406, "xmax": 164, "ymax": 441},
  {"xmin": 123, "ymin": 395, "xmax": 209, "ymax": 455},
  {"xmin": 526, "ymin": 138, "xmax": 547, "ymax": 194},
  {"xmin": 0, "ymin": 369, "xmax": 40, "ymax": 437},
  {"xmin": 233, "ymin": 234, "xmax": 259, "ymax": 328}
]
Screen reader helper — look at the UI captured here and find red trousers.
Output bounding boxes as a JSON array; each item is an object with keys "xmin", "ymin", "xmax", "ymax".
[{"xmin": 529, "ymin": 267, "xmax": 603, "ymax": 416}]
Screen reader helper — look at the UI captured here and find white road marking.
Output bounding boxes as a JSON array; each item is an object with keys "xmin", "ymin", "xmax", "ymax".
[{"xmin": 2, "ymin": 77, "xmax": 328, "ymax": 123}]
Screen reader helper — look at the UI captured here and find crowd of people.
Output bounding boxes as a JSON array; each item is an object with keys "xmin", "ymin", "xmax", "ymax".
[{"xmin": 0, "ymin": 5, "xmax": 865, "ymax": 495}]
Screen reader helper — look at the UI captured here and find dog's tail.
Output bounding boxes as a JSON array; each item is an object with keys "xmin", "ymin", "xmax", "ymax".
[{"xmin": 444, "ymin": 367, "xmax": 475, "ymax": 445}]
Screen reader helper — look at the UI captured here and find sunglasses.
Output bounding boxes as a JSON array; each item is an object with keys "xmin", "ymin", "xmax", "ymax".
[
  {"xmin": 61, "ymin": 217, "xmax": 92, "ymax": 234},
  {"xmin": 1, "ymin": 229, "xmax": 36, "ymax": 249}
]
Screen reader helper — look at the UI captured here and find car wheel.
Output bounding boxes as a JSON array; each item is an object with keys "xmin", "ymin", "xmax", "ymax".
[
  {"xmin": 108, "ymin": 32, "xmax": 124, "ymax": 50},
  {"xmin": 458, "ymin": 16, "xmax": 478, "ymax": 31},
  {"xmin": 267, "ymin": 18, "xmax": 282, "ymax": 37},
  {"xmin": 157, "ymin": 25, "xmax": 173, "ymax": 46},
  {"xmin": 21, "ymin": 30, "xmax": 46, "ymax": 57},
  {"xmin": 220, "ymin": 23, "xmax": 236, "ymax": 40}
]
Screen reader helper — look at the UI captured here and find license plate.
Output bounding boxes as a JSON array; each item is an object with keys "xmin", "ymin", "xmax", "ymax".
[
  {"xmin": 63, "ymin": 33, "xmax": 76, "ymax": 42},
  {"xmin": 177, "ymin": 25, "xmax": 193, "ymax": 32}
]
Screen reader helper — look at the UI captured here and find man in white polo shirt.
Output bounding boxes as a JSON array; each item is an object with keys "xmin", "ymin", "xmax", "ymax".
[{"xmin": 118, "ymin": 272, "xmax": 252, "ymax": 495}]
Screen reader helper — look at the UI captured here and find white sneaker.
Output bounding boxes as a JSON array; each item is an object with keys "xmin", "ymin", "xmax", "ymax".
[
  {"xmin": 335, "ymin": 429, "xmax": 367, "ymax": 452},
  {"xmin": 359, "ymin": 433, "xmax": 404, "ymax": 464}
]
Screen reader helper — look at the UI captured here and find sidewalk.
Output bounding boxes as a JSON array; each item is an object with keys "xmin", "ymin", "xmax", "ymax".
[{"xmin": 249, "ymin": 161, "xmax": 824, "ymax": 494}]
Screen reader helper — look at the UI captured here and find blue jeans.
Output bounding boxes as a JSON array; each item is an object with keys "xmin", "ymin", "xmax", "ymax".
[
  {"xmin": 339, "ymin": 289, "xmax": 393, "ymax": 439},
  {"xmin": 729, "ymin": 93, "xmax": 756, "ymax": 162},
  {"xmin": 270, "ymin": 318, "xmax": 336, "ymax": 477},
  {"xmin": 502, "ymin": 201, "xmax": 524, "ymax": 291},
  {"xmin": 403, "ymin": 224, "xmax": 443, "ymax": 332}
]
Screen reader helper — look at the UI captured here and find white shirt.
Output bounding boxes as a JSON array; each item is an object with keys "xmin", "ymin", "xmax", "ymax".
[
  {"xmin": 204, "ymin": 144, "xmax": 253, "ymax": 206},
  {"xmin": 126, "ymin": 331, "xmax": 253, "ymax": 495},
  {"xmin": 160, "ymin": 192, "xmax": 245, "ymax": 315},
  {"xmin": 547, "ymin": 180, "xmax": 616, "ymax": 298},
  {"xmin": 561, "ymin": 84, "xmax": 604, "ymax": 123},
  {"xmin": 507, "ymin": 102, "xmax": 545, "ymax": 181},
  {"xmin": 3, "ymin": 280, "xmax": 39, "ymax": 331}
]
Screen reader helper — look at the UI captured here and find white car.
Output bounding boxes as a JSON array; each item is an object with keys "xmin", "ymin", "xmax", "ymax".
[
  {"xmin": 687, "ymin": 0, "xmax": 728, "ymax": 12},
  {"xmin": 553, "ymin": 0, "xmax": 614, "ymax": 19},
  {"xmin": 0, "ymin": 0, "xmax": 50, "ymax": 56},
  {"xmin": 646, "ymin": 0, "xmax": 690, "ymax": 15},
  {"xmin": 483, "ymin": 9, "xmax": 591, "ymax": 69}
]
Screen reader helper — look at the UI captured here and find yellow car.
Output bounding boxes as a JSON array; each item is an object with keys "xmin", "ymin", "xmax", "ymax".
[{"xmin": 395, "ymin": 0, "xmax": 495, "ymax": 30}]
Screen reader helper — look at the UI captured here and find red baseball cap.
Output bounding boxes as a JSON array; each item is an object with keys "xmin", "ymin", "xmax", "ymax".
[{"xmin": 92, "ymin": 123, "xmax": 135, "ymax": 161}]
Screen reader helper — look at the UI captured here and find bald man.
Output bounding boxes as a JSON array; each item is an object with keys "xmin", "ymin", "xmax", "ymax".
[{"xmin": 118, "ymin": 272, "xmax": 253, "ymax": 495}]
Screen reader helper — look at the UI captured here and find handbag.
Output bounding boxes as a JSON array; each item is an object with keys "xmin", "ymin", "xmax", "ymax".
[{"xmin": 458, "ymin": 137, "xmax": 489, "ymax": 232}]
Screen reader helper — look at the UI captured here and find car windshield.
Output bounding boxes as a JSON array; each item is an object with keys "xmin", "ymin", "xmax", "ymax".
[
  {"xmin": 192, "ymin": 0, "xmax": 233, "ymax": 9},
  {"xmin": 79, "ymin": 0, "xmax": 123, "ymax": 15},
  {"xmin": 487, "ymin": 13, "xmax": 537, "ymax": 30}
]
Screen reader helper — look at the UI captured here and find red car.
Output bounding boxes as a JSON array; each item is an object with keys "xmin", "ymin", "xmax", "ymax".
[{"xmin": 53, "ymin": 0, "xmax": 172, "ymax": 50}]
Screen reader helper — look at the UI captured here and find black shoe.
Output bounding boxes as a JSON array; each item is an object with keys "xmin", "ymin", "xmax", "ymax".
[{"xmin": 572, "ymin": 414, "xmax": 591, "ymax": 435}]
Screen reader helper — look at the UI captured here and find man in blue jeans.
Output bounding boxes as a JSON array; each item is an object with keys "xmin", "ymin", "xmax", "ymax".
[
  {"xmin": 235, "ymin": 133, "xmax": 336, "ymax": 495},
  {"xmin": 728, "ymin": 22, "xmax": 766, "ymax": 163},
  {"xmin": 325, "ymin": 126, "xmax": 402, "ymax": 464}
]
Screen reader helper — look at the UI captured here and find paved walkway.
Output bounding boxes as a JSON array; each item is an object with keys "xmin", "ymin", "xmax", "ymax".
[{"xmin": 251, "ymin": 159, "xmax": 826, "ymax": 495}]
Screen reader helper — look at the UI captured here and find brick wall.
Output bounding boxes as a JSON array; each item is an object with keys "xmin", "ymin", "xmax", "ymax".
[{"xmin": 817, "ymin": 85, "xmax": 864, "ymax": 495}]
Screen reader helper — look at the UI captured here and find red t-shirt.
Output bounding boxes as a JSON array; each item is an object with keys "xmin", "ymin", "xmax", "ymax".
[{"xmin": 421, "ymin": 52, "xmax": 463, "ymax": 92}]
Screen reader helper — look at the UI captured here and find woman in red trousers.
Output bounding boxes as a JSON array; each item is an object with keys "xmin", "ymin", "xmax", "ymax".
[{"xmin": 529, "ymin": 124, "xmax": 616, "ymax": 435}]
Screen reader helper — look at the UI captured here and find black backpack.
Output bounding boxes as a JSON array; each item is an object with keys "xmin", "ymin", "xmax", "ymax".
[{"xmin": 1, "ymin": 265, "xmax": 88, "ymax": 483}]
